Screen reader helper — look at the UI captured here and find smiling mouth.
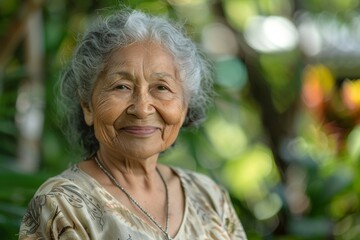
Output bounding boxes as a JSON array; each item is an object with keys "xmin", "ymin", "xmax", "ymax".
[{"xmin": 121, "ymin": 126, "xmax": 159, "ymax": 136}]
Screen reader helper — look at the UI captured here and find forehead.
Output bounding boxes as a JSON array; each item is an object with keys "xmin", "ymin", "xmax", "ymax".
[{"xmin": 104, "ymin": 41, "xmax": 177, "ymax": 72}]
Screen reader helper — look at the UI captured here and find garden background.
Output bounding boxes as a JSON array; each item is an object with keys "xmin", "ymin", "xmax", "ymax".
[{"xmin": 1, "ymin": 0, "xmax": 360, "ymax": 239}]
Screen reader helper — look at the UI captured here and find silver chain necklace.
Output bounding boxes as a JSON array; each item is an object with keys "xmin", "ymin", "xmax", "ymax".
[{"xmin": 94, "ymin": 156, "xmax": 171, "ymax": 240}]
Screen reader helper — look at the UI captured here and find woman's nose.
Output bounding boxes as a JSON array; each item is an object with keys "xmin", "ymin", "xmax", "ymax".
[{"xmin": 126, "ymin": 91, "xmax": 155, "ymax": 118}]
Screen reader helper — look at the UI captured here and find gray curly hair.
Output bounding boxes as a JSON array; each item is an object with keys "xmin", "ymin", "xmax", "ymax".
[{"xmin": 58, "ymin": 9, "xmax": 214, "ymax": 156}]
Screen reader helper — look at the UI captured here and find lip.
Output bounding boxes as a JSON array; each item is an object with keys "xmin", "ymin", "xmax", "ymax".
[{"xmin": 121, "ymin": 126, "xmax": 159, "ymax": 136}]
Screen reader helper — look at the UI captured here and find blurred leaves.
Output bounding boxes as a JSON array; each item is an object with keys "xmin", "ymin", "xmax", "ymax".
[
  {"xmin": 215, "ymin": 57, "xmax": 248, "ymax": 90},
  {"xmin": 0, "ymin": 169, "xmax": 49, "ymax": 239}
]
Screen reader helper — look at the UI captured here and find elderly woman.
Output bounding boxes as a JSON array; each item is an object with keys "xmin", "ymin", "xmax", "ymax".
[{"xmin": 19, "ymin": 9, "xmax": 247, "ymax": 240}]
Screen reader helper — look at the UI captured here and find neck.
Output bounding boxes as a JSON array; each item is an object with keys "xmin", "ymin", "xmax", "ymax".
[
  {"xmin": 95, "ymin": 149, "xmax": 160, "ymax": 189},
  {"xmin": 93, "ymin": 154, "xmax": 171, "ymax": 239}
]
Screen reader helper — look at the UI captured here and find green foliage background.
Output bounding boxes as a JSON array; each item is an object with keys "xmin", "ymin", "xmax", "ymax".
[{"xmin": 1, "ymin": 0, "xmax": 360, "ymax": 239}]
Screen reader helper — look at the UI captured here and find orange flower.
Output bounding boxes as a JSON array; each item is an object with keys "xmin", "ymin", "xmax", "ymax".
[
  {"xmin": 342, "ymin": 79, "xmax": 360, "ymax": 113},
  {"xmin": 302, "ymin": 64, "xmax": 334, "ymax": 108}
]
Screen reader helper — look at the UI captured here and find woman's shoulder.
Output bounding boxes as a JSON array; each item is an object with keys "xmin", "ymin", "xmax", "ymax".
[
  {"xmin": 172, "ymin": 167, "xmax": 228, "ymax": 202},
  {"xmin": 32, "ymin": 164, "xmax": 92, "ymax": 196},
  {"xmin": 19, "ymin": 165, "xmax": 106, "ymax": 239},
  {"xmin": 25, "ymin": 164, "xmax": 106, "ymax": 220},
  {"xmin": 172, "ymin": 167, "xmax": 221, "ymax": 187}
]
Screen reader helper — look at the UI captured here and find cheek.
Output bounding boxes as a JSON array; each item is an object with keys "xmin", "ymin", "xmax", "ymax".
[
  {"xmin": 162, "ymin": 102, "xmax": 187, "ymax": 144},
  {"xmin": 92, "ymin": 97, "xmax": 124, "ymax": 141},
  {"xmin": 93, "ymin": 94, "xmax": 124, "ymax": 122}
]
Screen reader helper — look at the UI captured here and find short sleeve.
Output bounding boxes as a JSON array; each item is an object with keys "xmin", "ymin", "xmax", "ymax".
[
  {"xmin": 220, "ymin": 188, "xmax": 247, "ymax": 240},
  {"xmin": 19, "ymin": 184, "xmax": 104, "ymax": 240},
  {"xmin": 176, "ymin": 168, "xmax": 247, "ymax": 239}
]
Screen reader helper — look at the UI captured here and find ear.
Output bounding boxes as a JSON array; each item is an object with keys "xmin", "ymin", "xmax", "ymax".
[{"xmin": 81, "ymin": 101, "xmax": 94, "ymax": 126}]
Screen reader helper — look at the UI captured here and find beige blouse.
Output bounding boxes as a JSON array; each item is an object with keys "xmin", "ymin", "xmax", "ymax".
[{"xmin": 19, "ymin": 165, "xmax": 247, "ymax": 240}]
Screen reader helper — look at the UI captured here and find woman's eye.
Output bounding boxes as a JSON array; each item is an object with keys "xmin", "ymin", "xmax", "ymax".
[
  {"xmin": 157, "ymin": 85, "xmax": 169, "ymax": 91},
  {"xmin": 114, "ymin": 85, "xmax": 129, "ymax": 90}
]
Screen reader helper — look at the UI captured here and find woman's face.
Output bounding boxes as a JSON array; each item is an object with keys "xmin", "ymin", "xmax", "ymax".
[{"xmin": 82, "ymin": 41, "xmax": 188, "ymax": 159}]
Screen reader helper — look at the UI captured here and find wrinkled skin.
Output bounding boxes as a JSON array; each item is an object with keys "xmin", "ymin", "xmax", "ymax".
[{"xmin": 81, "ymin": 41, "xmax": 188, "ymax": 169}]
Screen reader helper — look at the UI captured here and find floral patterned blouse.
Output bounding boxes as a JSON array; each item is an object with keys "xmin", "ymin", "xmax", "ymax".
[{"xmin": 19, "ymin": 164, "xmax": 247, "ymax": 240}]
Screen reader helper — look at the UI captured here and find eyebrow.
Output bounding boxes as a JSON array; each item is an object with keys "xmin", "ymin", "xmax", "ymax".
[
  {"xmin": 108, "ymin": 71, "xmax": 135, "ymax": 80},
  {"xmin": 151, "ymin": 72, "xmax": 176, "ymax": 81},
  {"xmin": 108, "ymin": 71, "xmax": 176, "ymax": 81}
]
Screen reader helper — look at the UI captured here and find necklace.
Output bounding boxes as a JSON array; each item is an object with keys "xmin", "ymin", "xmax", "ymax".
[{"xmin": 94, "ymin": 156, "xmax": 171, "ymax": 240}]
